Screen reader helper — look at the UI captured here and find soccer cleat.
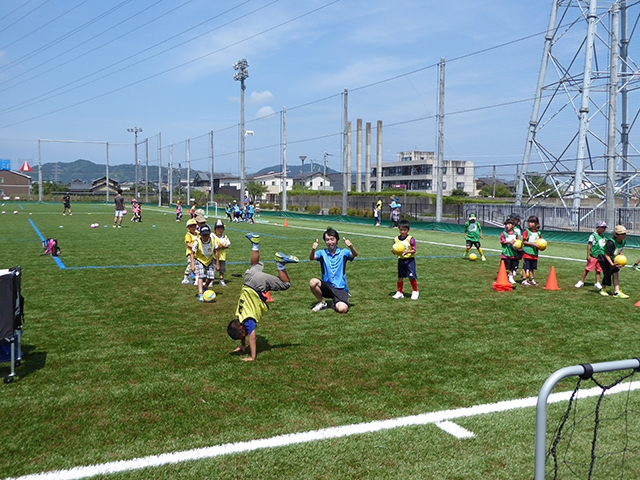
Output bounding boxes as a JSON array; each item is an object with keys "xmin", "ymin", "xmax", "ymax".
[
  {"xmin": 197, "ymin": 294, "xmax": 204, "ymax": 302},
  {"xmin": 613, "ymin": 291, "xmax": 629, "ymax": 299},
  {"xmin": 463, "ymin": 251, "xmax": 468, "ymax": 258},
  {"xmin": 508, "ymin": 276, "xmax": 516, "ymax": 285},
  {"xmin": 634, "ymin": 264, "xmax": 640, "ymax": 271},
  {"xmin": 529, "ymin": 279, "xmax": 538, "ymax": 286},
  {"xmin": 593, "ymin": 282, "xmax": 602, "ymax": 290},
  {"xmin": 219, "ymin": 279, "xmax": 226, "ymax": 287},
  {"xmin": 181, "ymin": 278, "xmax": 191, "ymax": 285},
  {"xmin": 521, "ymin": 280, "xmax": 530, "ymax": 287},
  {"xmin": 311, "ymin": 301, "xmax": 328, "ymax": 312},
  {"xmin": 410, "ymin": 291, "xmax": 419, "ymax": 300},
  {"xmin": 245, "ymin": 233, "xmax": 260, "ymax": 244},
  {"xmin": 599, "ymin": 289, "xmax": 609, "ymax": 296},
  {"xmin": 575, "ymin": 281, "xmax": 584, "ymax": 288},
  {"xmin": 481, "ymin": 256, "xmax": 486, "ymax": 261},
  {"xmin": 392, "ymin": 291, "xmax": 404, "ymax": 299},
  {"xmin": 275, "ymin": 252, "xmax": 299, "ymax": 264}
]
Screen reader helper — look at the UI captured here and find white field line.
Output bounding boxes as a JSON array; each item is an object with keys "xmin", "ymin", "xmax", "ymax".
[
  {"xmin": 435, "ymin": 421, "xmax": 475, "ymax": 438},
  {"xmin": 275, "ymin": 222, "xmax": 596, "ymax": 264},
  {"xmin": 8, "ymin": 381, "xmax": 640, "ymax": 480}
]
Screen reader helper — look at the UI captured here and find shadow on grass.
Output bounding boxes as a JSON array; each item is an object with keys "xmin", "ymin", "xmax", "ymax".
[
  {"xmin": 229, "ymin": 335, "xmax": 300, "ymax": 357},
  {"xmin": 1, "ymin": 344, "xmax": 47, "ymax": 382}
]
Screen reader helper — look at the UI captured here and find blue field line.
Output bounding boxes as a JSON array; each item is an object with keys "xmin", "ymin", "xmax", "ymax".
[
  {"xmin": 29, "ymin": 218, "xmax": 67, "ymax": 269},
  {"xmin": 19, "ymin": 204, "xmax": 24, "ymax": 210}
]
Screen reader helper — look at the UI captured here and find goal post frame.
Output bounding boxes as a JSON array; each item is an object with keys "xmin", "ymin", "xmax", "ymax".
[{"xmin": 534, "ymin": 358, "xmax": 640, "ymax": 479}]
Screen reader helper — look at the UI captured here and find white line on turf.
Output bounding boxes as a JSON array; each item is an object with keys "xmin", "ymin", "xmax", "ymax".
[
  {"xmin": 435, "ymin": 421, "xmax": 475, "ymax": 438},
  {"xmin": 8, "ymin": 381, "xmax": 640, "ymax": 480}
]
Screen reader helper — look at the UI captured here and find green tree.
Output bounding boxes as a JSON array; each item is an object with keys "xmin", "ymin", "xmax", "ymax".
[
  {"xmin": 480, "ymin": 184, "xmax": 514, "ymax": 198},
  {"xmin": 246, "ymin": 181, "xmax": 268, "ymax": 202},
  {"xmin": 449, "ymin": 188, "xmax": 468, "ymax": 197}
]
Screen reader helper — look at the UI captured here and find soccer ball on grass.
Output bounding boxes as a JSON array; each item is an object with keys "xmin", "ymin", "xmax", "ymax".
[
  {"xmin": 468, "ymin": 253, "xmax": 478, "ymax": 261},
  {"xmin": 201, "ymin": 290, "xmax": 217, "ymax": 302}
]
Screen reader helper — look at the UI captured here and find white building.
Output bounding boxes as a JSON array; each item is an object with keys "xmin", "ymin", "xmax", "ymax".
[{"xmin": 376, "ymin": 151, "xmax": 475, "ymax": 195}]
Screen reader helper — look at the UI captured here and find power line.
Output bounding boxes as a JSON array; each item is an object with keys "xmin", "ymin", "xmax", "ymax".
[
  {"xmin": 0, "ymin": 0, "xmax": 134, "ymax": 74},
  {"xmin": 0, "ymin": 0, "xmax": 339, "ymax": 127},
  {"xmin": 0, "ymin": 0, "xmax": 263, "ymax": 115},
  {"xmin": 0, "ymin": 0, "xmax": 49, "ymax": 35},
  {"xmin": 0, "ymin": 0, "xmax": 91, "ymax": 52}
]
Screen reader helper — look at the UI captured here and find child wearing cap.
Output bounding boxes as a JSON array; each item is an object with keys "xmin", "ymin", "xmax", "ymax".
[
  {"xmin": 575, "ymin": 221, "xmax": 607, "ymax": 289},
  {"xmin": 500, "ymin": 218, "xmax": 520, "ymax": 285},
  {"xmin": 463, "ymin": 213, "xmax": 486, "ymax": 261},
  {"xmin": 227, "ymin": 234, "xmax": 299, "ymax": 361},
  {"xmin": 597, "ymin": 225, "xmax": 629, "ymax": 298},
  {"xmin": 181, "ymin": 219, "xmax": 199, "ymax": 284},
  {"xmin": 213, "ymin": 220, "xmax": 230, "ymax": 286},
  {"xmin": 190, "ymin": 224, "xmax": 216, "ymax": 300}
]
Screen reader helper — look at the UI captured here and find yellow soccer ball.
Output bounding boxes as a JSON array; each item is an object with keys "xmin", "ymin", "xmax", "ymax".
[
  {"xmin": 468, "ymin": 253, "xmax": 478, "ymax": 261},
  {"xmin": 201, "ymin": 289, "xmax": 217, "ymax": 302},
  {"xmin": 392, "ymin": 242, "xmax": 405, "ymax": 256},
  {"xmin": 614, "ymin": 254, "xmax": 627, "ymax": 266},
  {"xmin": 536, "ymin": 238, "xmax": 548, "ymax": 251},
  {"xmin": 513, "ymin": 239, "xmax": 523, "ymax": 250}
]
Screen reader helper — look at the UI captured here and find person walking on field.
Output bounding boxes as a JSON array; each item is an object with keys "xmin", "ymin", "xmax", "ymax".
[
  {"xmin": 62, "ymin": 193, "xmax": 72, "ymax": 216},
  {"xmin": 113, "ymin": 189, "xmax": 126, "ymax": 228}
]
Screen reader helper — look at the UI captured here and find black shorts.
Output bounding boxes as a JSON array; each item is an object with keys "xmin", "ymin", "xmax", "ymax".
[
  {"xmin": 466, "ymin": 240, "xmax": 481, "ymax": 249},
  {"xmin": 320, "ymin": 281, "xmax": 350, "ymax": 307},
  {"xmin": 523, "ymin": 258, "xmax": 538, "ymax": 272}
]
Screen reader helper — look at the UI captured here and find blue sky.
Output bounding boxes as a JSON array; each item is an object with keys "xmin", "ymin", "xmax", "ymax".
[{"xmin": 0, "ymin": 1, "xmax": 556, "ymax": 178}]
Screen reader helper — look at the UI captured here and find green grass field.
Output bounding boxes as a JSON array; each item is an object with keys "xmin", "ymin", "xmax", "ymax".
[{"xmin": 1, "ymin": 202, "xmax": 639, "ymax": 479}]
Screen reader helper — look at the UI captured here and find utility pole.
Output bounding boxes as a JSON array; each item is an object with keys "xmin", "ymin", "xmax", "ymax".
[
  {"xmin": 233, "ymin": 59, "xmax": 249, "ymax": 204},
  {"xmin": 323, "ymin": 151, "xmax": 333, "ymax": 190},
  {"xmin": 436, "ymin": 58, "xmax": 445, "ymax": 223},
  {"xmin": 127, "ymin": 127, "xmax": 142, "ymax": 199},
  {"xmin": 299, "ymin": 155, "xmax": 307, "ymax": 212}
]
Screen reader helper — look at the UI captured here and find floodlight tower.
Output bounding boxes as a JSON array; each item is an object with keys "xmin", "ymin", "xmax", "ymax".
[
  {"xmin": 233, "ymin": 59, "xmax": 249, "ymax": 204},
  {"xmin": 127, "ymin": 127, "xmax": 142, "ymax": 199},
  {"xmin": 516, "ymin": 0, "xmax": 640, "ymax": 229}
]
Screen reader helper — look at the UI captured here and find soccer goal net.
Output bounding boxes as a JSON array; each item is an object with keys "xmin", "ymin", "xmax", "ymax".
[{"xmin": 534, "ymin": 359, "xmax": 640, "ymax": 479}]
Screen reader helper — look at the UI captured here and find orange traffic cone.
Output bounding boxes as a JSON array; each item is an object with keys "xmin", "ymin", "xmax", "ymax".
[
  {"xmin": 264, "ymin": 291, "xmax": 274, "ymax": 302},
  {"xmin": 283, "ymin": 219, "xmax": 288, "ymax": 227},
  {"xmin": 492, "ymin": 261, "xmax": 513, "ymax": 291},
  {"xmin": 543, "ymin": 266, "xmax": 561, "ymax": 290},
  {"xmin": 634, "ymin": 300, "xmax": 640, "ymax": 307}
]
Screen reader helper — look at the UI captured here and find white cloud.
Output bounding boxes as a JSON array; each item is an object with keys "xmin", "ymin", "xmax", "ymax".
[
  {"xmin": 248, "ymin": 91, "xmax": 273, "ymax": 105},
  {"xmin": 255, "ymin": 106, "xmax": 275, "ymax": 118}
]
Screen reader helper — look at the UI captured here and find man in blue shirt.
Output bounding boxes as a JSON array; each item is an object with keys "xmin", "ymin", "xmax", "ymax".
[{"xmin": 309, "ymin": 227, "xmax": 358, "ymax": 313}]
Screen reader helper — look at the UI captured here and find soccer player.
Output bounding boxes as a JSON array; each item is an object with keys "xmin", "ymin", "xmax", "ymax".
[
  {"xmin": 575, "ymin": 221, "xmax": 607, "ymax": 290},
  {"xmin": 500, "ymin": 218, "xmax": 520, "ymax": 285},
  {"xmin": 226, "ymin": 234, "xmax": 298, "ymax": 361},
  {"xmin": 309, "ymin": 227, "xmax": 358, "ymax": 313},
  {"xmin": 521, "ymin": 215, "xmax": 542, "ymax": 286},
  {"xmin": 392, "ymin": 219, "xmax": 419, "ymax": 300},
  {"xmin": 597, "ymin": 225, "xmax": 629, "ymax": 298},
  {"xmin": 463, "ymin": 213, "xmax": 485, "ymax": 261},
  {"xmin": 62, "ymin": 193, "xmax": 72, "ymax": 216},
  {"xmin": 190, "ymin": 225, "xmax": 216, "ymax": 300}
]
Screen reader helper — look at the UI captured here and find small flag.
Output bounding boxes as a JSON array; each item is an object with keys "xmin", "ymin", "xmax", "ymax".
[{"xmin": 19, "ymin": 161, "xmax": 32, "ymax": 172}]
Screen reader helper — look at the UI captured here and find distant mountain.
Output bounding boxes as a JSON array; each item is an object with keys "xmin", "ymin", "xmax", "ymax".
[
  {"xmin": 253, "ymin": 163, "xmax": 339, "ymax": 176},
  {"xmin": 40, "ymin": 159, "xmax": 197, "ymax": 185}
]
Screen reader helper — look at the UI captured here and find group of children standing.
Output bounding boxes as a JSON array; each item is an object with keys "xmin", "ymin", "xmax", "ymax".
[
  {"xmin": 182, "ymin": 216, "xmax": 231, "ymax": 301},
  {"xmin": 498, "ymin": 214, "xmax": 543, "ymax": 287},
  {"xmin": 575, "ymin": 222, "xmax": 637, "ymax": 298}
]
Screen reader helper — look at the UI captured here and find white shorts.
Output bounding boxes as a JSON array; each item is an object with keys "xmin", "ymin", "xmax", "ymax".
[{"xmin": 115, "ymin": 210, "xmax": 125, "ymax": 218}]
